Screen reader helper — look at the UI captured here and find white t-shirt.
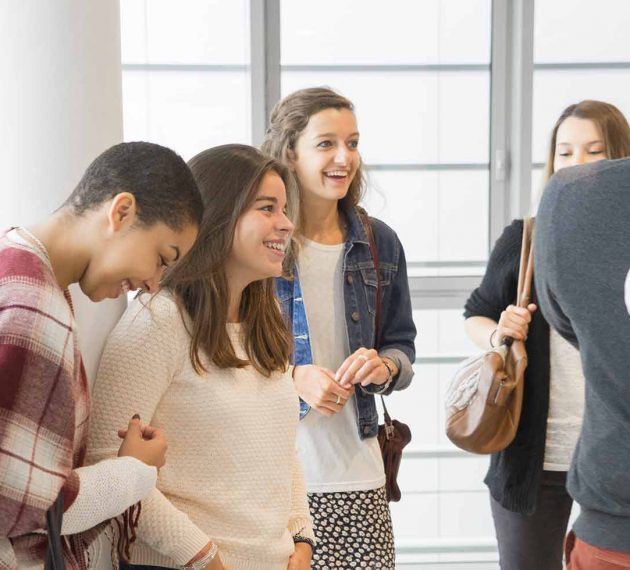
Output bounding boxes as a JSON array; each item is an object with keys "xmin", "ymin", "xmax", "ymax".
[
  {"xmin": 297, "ymin": 239, "xmax": 385, "ymax": 493},
  {"xmin": 543, "ymin": 328, "xmax": 586, "ymax": 471}
]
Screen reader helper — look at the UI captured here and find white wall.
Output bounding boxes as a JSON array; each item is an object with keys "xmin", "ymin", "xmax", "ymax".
[{"xmin": 0, "ymin": 0, "xmax": 127, "ymax": 382}]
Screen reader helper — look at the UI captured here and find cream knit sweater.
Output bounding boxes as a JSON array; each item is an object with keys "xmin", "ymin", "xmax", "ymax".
[{"xmin": 87, "ymin": 293, "xmax": 314, "ymax": 570}]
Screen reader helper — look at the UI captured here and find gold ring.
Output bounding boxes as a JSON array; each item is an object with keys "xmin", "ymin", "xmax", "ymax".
[
  {"xmin": 357, "ymin": 354, "xmax": 369, "ymax": 362},
  {"xmin": 336, "ymin": 395, "xmax": 341, "ymax": 405}
]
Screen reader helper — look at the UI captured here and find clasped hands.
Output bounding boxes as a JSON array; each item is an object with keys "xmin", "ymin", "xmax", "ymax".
[{"xmin": 293, "ymin": 348, "xmax": 397, "ymax": 417}]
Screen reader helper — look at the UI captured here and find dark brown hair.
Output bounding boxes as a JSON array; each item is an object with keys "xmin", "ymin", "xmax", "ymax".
[
  {"xmin": 544, "ymin": 100, "xmax": 630, "ymax": 180},
  {"xmin": 161, "ymin": 144, "xmax": 295, "ymax": 377},
  {"xmin": 261, "ymin": 86, "xmax": 366, "ymax": 219}
]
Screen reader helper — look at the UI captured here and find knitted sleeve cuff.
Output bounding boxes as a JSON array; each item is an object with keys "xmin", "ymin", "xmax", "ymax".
[
  {"xmin": 288, "ymin": 517, "xmax": 316, "ymax": 544},
  {"xmin": 61, "ymin": 456, "xmax": 157, "ymax": 535}
]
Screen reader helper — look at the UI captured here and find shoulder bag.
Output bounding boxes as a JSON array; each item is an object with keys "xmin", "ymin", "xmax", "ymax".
[{"xmin": 444, "ymin": 217, "xmax": 534, "ymax": 454}]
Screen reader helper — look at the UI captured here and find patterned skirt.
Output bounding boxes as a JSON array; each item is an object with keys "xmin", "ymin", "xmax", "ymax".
[{"xmin": 308, "ymin": 486, "xmax": 395, "ymax": 569}]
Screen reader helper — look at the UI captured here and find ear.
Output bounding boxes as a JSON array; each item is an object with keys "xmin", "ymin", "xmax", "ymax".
[
  {"xmin": 107, "ymin": 192, "xmax": 138, "ymax": 232},
  {"xmin": 286, "ymin": 148, "xmax": 297, "ymax": 172}
]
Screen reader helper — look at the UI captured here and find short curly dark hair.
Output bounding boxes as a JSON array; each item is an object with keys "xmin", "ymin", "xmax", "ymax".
[{"xmin": 64, "ymin": 141, "xmax": 202, "ymax": 230}]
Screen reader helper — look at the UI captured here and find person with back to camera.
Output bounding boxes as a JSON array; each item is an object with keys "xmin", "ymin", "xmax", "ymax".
[
  {"xmin": 262, "ymin": 87, "xmax": 416, "ymax": 569},
  {"xmin": 88, "ymin": 144, "xmax": 315, "ymax": 570},
  {"xmin": 0, "ymin": 142, "xmax": 202, "ymax": 569},
  {"xmin": 463, "ymin": 100, "xmax": 630, "ymax": 569}
]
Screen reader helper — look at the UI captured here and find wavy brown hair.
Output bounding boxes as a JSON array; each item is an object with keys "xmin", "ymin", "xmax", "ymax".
[
  {"xmin": 262, "ymin": 87, "xmax": 366, "ymax": 270},
  {"xmin": 161, "ymin": 144, "xmax": 296, "ymax": 377},
  {"xmin": 544, "ymin": 99, "xmax": 630, "ymax": 180}
]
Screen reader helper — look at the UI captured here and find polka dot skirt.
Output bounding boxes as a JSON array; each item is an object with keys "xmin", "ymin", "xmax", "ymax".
[{"xmin": 308, "ymin": 486, "xmax": 395, "ymax": 569}]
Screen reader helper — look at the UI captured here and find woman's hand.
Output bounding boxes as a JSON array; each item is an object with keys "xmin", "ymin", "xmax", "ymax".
[
  {"xmin": 117, "ymin": 415, "xmax": 168, "ymax": 469},
  {"xmin": 293, "ymin": 365, "xmax": 352, "ymax": 416},
  {"xmin": 496, "ymin": 303, "xmax": 537, "ymax": 343},
  {"xmin": 287, "ymin": 543, "xmax": 312, "ymax": 570},
  {"xmin": 335, "ymin": 348, "xmax": 398, "ymax": 388}
]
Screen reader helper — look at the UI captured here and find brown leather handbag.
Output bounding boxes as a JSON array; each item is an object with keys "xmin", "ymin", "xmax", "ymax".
[
  {"xmin": 445, "ymin": 218, "xmax": 534, "ymax": 454},
  {"xmin": 359, "ymin": 208, "xmax": 412, "ymax": 501}
]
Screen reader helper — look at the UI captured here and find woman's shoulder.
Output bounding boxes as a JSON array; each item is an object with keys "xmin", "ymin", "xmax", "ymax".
[
  {"xmin": 365, "ymin": 214, "xmax": 396, "ymax": 237},
  {"xmin": 493, "ymin": 218, "xmax": 526, "ymax": 253},
  {"xmin": 117, "ymin": 290, "xmax": 185, "ymax": 334},
  {"xmin": 361, "ymin": 212, "xmax": 402, "ymax": 249}
]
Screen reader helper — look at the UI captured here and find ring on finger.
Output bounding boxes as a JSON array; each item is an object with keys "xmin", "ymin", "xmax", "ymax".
[
  {"xmin": 336, "ymin": 394, "xmax": 341, "ymax": 405},
  {"xmin": 357, "ymin": 354, "xmax": 369, "ymax": 362}
]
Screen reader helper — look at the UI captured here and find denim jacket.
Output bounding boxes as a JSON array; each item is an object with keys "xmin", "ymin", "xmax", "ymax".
[{"xmin": 276, "ymin": 206, "xmax": 416, "ymax": 439}]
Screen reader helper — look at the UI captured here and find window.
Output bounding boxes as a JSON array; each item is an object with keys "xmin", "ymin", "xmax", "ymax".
[
  {"xmin": 281, "ymin": 0, "xmax": 492, "ymax": 278},
  {"xmin": 121, "ymin": 0, "xmax": 622, "ymax": 565},
  {"xmin": 120, "ymin": 0, "xmax": 251, "ymax": 160},
  {"xmin": 531, "ymin": 0, "xmax": 630, "ymax": 211}
]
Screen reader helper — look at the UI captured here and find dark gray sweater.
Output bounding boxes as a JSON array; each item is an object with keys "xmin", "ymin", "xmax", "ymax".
[{"xmin": 534, "ymin": 157, "xmax": 630, "ymax": 552}]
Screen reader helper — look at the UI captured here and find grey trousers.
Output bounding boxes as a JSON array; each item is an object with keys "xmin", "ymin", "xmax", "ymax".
[{"xmin": 490, "ymin": 470, "xmax": 573, "ymax": 570}]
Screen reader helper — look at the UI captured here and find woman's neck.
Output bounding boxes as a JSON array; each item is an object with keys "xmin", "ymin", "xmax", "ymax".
[
  {"xmin": 301, "ymin": 196, "xmax": 345, "ymax": 245},
  {"xmin": 25, "ymin": 210, "xmax": 92, "ymax": 290}
]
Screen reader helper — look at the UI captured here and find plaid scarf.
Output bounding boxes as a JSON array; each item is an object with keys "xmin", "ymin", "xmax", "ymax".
[{"xmin": 0, "ymin": 230, "xmax": 93, "ymax": 569}]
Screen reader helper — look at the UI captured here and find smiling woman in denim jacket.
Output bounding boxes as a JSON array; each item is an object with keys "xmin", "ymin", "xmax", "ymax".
[{"xmin": 262, "ymin": 87, "xmax": 416, "ymax": 569}]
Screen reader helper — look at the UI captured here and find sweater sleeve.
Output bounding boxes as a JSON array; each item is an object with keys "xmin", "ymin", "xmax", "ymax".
[
  {"xmin": 464, "ymin": 219, "xmax": 523, "ymax": 321},
  {"xmin": 87, "ymin": 293, "xmax": 210, "ymax": 565},
  {"xmin": 287, "ymin": 451, "xmax": 316, "ymax": 544},
  {"xmin": 61, "ymin": 457, "xmax": 156, "ymax": 535}
]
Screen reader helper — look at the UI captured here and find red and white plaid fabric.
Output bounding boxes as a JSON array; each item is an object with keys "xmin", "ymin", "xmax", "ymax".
[{"xmin": 0, "ymin": 230, "xmax": 90, "ymax": 569}]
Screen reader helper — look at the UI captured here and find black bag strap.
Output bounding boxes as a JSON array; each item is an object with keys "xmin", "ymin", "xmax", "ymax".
[
  {"xmin": 45, "ymin": 491, "xmax": 66, "ymax": 570},
  {"xmin": 357, "ymin": 208, "xmax": 392, "ymax": 425}
]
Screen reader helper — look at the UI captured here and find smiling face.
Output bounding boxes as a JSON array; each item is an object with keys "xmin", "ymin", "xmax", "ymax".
[
  {"xmin": 290, "ymin": 107, "xmax": 360, "ymax": 206},
  {"xmin": 553, "ymin": 117, "xmax": 608, "ymax": 173},
  {"xmin": 78, "ymin": 194, "xmax": 198, "ymax": 301},
  {"xmin": 225, "ymin": 171, "xmax": 294, "ymax": 289}
]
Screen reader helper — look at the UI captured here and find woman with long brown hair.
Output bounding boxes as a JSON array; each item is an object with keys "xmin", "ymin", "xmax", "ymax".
[
  {"xmin": 464, "ymin": 100, "xmax": 630, "ymax": 570},
  {"xmin": 263, "ymin": 87, "xmax": 416, "ymax": 569},
  {"xmin": 87, "ymin": 144, "xmax": 314, "ymax": 570}
]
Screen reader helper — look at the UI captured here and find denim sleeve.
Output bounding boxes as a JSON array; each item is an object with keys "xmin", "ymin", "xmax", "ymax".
[{"xmin": 366, "ymin": 233, "xmax": 416, "ymax": 394}]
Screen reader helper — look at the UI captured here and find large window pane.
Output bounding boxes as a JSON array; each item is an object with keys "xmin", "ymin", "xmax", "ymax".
[
  {"xmin": 535, "ymin": 0, "xmax": 630, "ymax": 63},
  {"xmin": 121, "ymin": 0, "xmax": 249, "ymax": 64},
  {"xmin": 122, "ymin": 70, "xmax": 250, "ymax": 160},
  {"xmin": 364, "ymin": 169, "xmax": 489, "ymax": 273},
  {"xmin": 281, "ymin": 0, "xmax": 491, "ymax": 65},
  {"xmin": 282, "ymin": 71, "xmax": 489, "ymax": 165},
  {"xmin": 120, "ymin": 0, "xmax": 251, "ymax": 156}
]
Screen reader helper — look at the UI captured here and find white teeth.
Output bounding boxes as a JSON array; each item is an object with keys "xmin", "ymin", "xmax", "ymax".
[
  {"xmin": 325, "ymin": 171, "xmax": 348, "ymax": 178},
  {"xmin": 265, "ymin": 242, "xmax": 286, "ymax": 252}
]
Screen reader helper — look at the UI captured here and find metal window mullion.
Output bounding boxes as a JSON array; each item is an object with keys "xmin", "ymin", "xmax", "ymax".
[
  {"xmin": 250, "ymin": 0, "xmax": 281, "ymax": 146},
  {"xmin": 489, "ymin": 0, "xmax": 535, "ymax": 245}
]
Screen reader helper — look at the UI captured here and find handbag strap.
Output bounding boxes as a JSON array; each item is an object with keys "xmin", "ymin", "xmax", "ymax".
[
  {"xmin": 517, "ymin": 217, "xmax": 535, "ymax": 309},
  {"xmin": 45, "ymin": 491, "xmax": 65, "ymax": 570},
  {"xmin": 357, "ymin": 208, "xmax": 392, "ymax": 423}
]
